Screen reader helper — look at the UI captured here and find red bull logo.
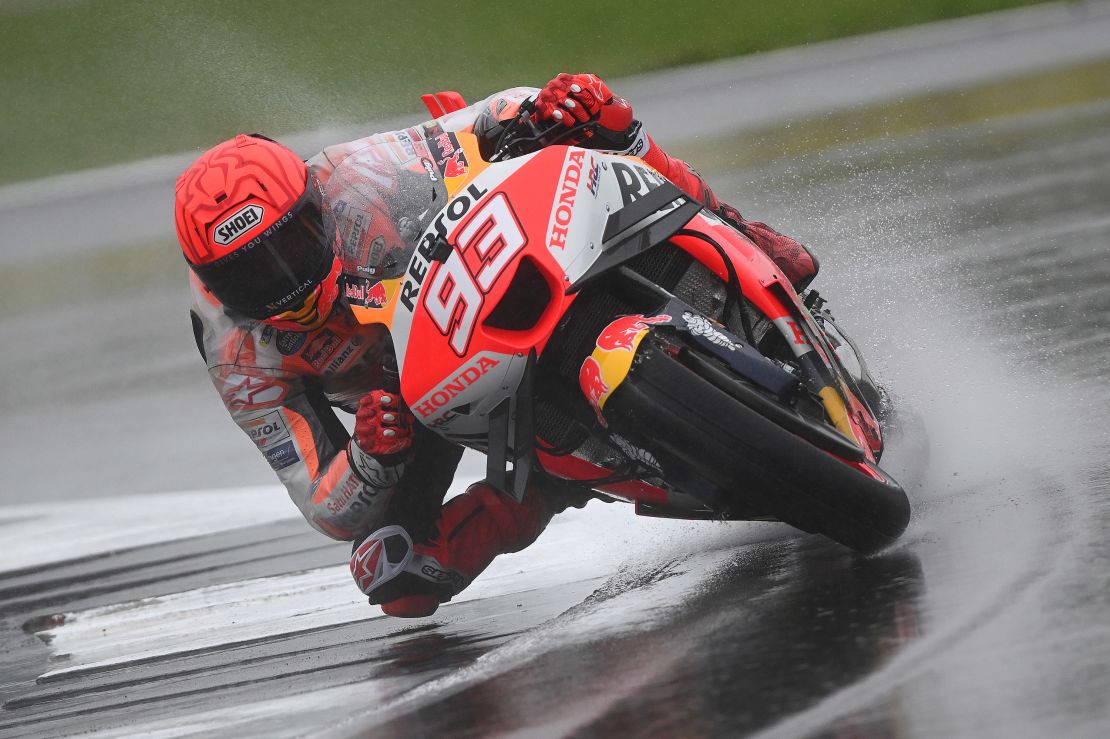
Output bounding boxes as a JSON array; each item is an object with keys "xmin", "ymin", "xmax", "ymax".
[
  {"xmin": 579, "ymin": 356, "xmax": 610, "ymax": 424},
  {"xmin": 365, "ymin": 281, "xmax": 388, "ymax": 308},
  {"xmin": 579, "ymin": 313, "xmax": 671, "ymax": 424},
  {"xmin": 443, "ymin": 149, "xmax": 468, "ymax": 179},
  {"xmin": 435, "ymin": 133, "xmax": 455, "ymax": 157},
  {"xmin": 344, "ymin": 278, "xmax": 390, "ymax": 309},
  {"xmin": 596, "ymin": 314, "xmax": 671, "ymax": 352},
  {"xmin": 345, "ymin": 282, "xmax": 365, "ymax": 302}
]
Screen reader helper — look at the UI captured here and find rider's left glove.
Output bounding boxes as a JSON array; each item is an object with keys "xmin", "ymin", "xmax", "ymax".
[
  {"xmin": 348, "ymin": 390, "xmax": 415, "ymax": 488},
  {"xmin": 533, "ymin": 73, "xmax": 640, "ymax": 152}
]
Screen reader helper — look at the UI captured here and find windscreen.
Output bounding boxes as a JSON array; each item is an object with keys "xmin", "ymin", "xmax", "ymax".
[{"xmin": 322, "ymin": 139, "xmax": 448, "ymax": 281}]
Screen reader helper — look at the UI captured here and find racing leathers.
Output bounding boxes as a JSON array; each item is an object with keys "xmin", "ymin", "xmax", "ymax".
[{"xmin": 188, "ymin": 80, "xmax": 817, "ymax": 616}]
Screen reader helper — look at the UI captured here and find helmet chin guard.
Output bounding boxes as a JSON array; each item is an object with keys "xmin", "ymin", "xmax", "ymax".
[{"xmin": 262, "ymin": 255, "xmax": 344, "ymax": 332}]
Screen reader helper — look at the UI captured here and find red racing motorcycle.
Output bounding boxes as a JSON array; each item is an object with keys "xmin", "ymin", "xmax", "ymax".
[{"xmin": 349, "ymin": 99, "xmax": 910, "ymax": 552}]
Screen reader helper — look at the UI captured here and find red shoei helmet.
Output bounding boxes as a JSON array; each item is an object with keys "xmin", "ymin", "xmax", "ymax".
[{"xmin": 175, "ymin": 134, "xmax": 341, "ymax": 327}]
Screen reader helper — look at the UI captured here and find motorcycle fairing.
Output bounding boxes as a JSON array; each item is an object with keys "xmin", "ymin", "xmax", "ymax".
[
  {"xmin": 354, "ymin": 142, "xmax": 620, "ymax": 437},
  {"xmin": 350, "ymin": 133, "xmax": 886, "ymax": 499}
]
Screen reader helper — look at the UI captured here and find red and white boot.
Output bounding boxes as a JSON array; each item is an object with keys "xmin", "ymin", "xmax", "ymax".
[
  {"xmin": 715, "ymin": 203, "xmax": 820, "ymax": 290},
  {"xmin": 350, "ymin": 481, "xmax": 552, "ymax": 618}
]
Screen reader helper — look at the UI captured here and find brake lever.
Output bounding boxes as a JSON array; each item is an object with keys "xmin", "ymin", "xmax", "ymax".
[
  {"xmin": 544, "ymin": 120, "xmax": 597, "ymax": 147},
  {"xmin": 490, "ymin": 100, "xmax": 601, "ymax": 162}
]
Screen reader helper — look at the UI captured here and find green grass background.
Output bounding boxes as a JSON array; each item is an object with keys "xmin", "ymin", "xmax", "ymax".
[{"xmin": 1, "ymin": 0, "xmax": 1050, "ymax": 185}]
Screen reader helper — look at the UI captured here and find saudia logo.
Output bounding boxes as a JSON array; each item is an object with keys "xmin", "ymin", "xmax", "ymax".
[{"xmin": 213, "ymin": 204, "xmax": 265, "ymax": 246}]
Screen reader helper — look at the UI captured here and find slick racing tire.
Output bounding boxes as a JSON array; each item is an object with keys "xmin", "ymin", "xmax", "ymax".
[{"xmin": 605, "ymin": 344, "xmax": 911, "ymax": 552}]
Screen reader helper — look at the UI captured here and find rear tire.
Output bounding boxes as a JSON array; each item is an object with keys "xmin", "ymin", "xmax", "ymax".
[{"xmin": 605, "ymin": 345, "xmax": 911, "ymax": 552}]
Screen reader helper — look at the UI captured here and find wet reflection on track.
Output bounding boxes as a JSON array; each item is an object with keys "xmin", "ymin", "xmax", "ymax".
[{"xmin": 369, "ymin": 544, "xmax": 924, "ymax": 738}]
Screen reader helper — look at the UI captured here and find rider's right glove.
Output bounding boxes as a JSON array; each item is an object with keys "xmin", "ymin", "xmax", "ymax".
[
  {"xmin": 533, "ymin": 72, "xmax": 643, "ymax": 153},
  {"xmin": 347, "ymin": 390, "xmax": 415, "ymax": 489}
]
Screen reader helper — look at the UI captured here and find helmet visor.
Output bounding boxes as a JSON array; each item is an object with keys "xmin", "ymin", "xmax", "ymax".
[{"xmin": 191, "ymin": 176, "xmax": 335, "ymax": 320}]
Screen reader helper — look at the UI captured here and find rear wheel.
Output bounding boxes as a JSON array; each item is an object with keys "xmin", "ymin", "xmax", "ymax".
[{"xmin": 604, "ymin": 343, "xmax": 911, "ymax": 552}]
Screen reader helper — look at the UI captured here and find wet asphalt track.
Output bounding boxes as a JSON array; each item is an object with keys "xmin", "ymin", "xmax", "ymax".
[{"xmin": 3, "ymin": 6, "xmax": 1110, "ymax": 738}]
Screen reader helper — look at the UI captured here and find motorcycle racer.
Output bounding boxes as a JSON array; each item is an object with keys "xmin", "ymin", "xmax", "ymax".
[{"xmin": 176, "ymin": 73, "xmax": 819, "ymax": 618}]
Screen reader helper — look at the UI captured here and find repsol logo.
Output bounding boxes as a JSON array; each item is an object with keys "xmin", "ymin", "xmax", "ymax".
[
  {"xmin": 399, "ymin": 183, "xmax": 488, "ymax": 312},
  {"xmin": 611, "ymin": 162, "xmax": 668, "ymax": 208},
  {"xmin": 213, "ymin": 204, "xmax": 265, "ymax": 246},
  {"xmin": 244, "ymin": 410, "xmax": 290, "ymax": 448},
  {"xmin": 248, "ymin": 421, "xmax": 283, "ymax": 441}
]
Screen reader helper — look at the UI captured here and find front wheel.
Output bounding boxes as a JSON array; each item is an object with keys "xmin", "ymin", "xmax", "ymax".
[{"xmin": 603, "ymin": 343, "xmax": 911, "ymax": 552}]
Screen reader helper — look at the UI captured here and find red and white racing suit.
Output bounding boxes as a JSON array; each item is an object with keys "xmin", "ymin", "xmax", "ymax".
[{"xmin": 189, "ymin": 85, "xmax": 815, "ymax": 606}]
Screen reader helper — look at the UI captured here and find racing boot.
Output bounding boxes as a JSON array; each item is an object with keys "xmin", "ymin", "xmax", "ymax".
[
  {"xmin": 350, "ymin": 481, "xmax": 552, "ymax": 618},
  {"xmin": 716, "ymin": 203, "xmax": 820, "ymax": 291}
]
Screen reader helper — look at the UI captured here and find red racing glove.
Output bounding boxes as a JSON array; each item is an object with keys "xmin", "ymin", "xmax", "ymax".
[
  {"xmin": 533, "ymin": 73, "xmax": 636, "ymax": 149},
  {"xmin": 354, "ymin": 390, "xmax": 414, "ymax": 456},
  {"xmin": 348, "ymin": 390, "xmax": 415, "ymax": 489}
]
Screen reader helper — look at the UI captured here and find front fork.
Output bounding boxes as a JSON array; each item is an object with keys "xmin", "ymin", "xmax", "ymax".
[{"xmin": 484, "ymin": 350, "xmax": 538, "ymax": 502}]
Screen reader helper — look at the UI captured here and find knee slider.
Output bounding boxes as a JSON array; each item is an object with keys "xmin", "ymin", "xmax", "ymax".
[{"xmin": 350, "ymin": 525, "xmax": 414, "ymax": 596}]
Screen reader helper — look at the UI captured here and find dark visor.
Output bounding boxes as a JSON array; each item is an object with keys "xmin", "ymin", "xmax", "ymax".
[{"xmin": 192, "ymin": 176, "xmax": 334, "ymax": 320}]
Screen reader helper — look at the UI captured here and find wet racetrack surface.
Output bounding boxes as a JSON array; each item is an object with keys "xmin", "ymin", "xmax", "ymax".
[{"xmin": 2, "ymin": 41, "xmax": 1110, "ymax": 739}]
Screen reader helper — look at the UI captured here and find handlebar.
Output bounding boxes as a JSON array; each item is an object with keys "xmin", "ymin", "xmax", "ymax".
[{"xmin": 489, "ymin": 98, "xmax": 599, "ymax": 162}]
